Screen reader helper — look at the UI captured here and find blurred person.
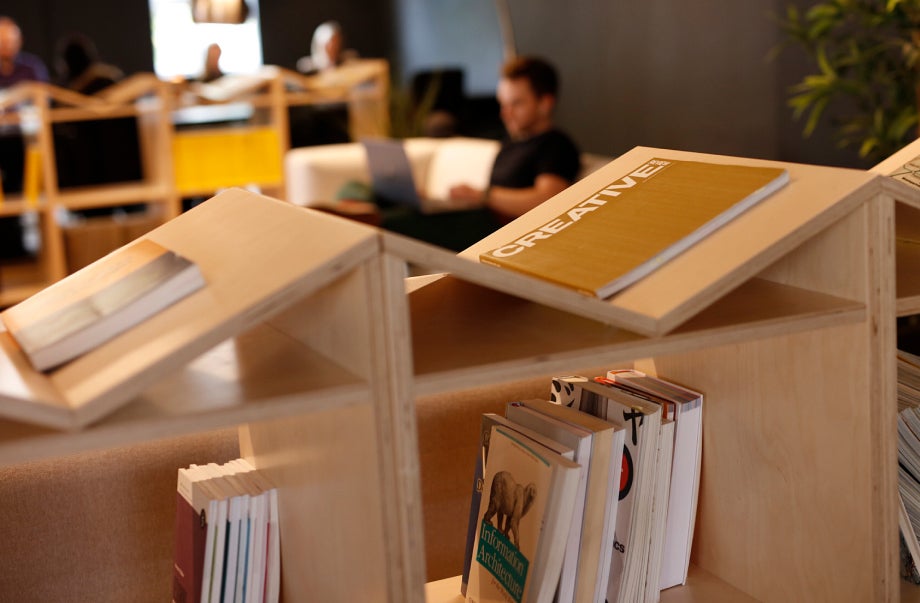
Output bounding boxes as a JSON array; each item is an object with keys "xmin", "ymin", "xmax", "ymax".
[
  {"xmin": 200, "ymin": 42, "xmax": 223, "ymax": 82},
  {"xmin": 372, "ymin": 55, "xmax": 580, "ymax": 251},
  {"xmin": 54, "ymin": 32, "xmax": 123, "ymax": 94},
  {"xmin": 446, "ymin": 55, "xmax": 579, "ymax": 220},
  {"xmin": 0, "ymin": 16, "xmax": 48, "ymax": 88},
  {"xmin": 297, "ymin": 21, "xmax": 351, "ymax": 74},
  {"xmin": 0, "ymin": 16, "xmax": 48, "ymax": 260},
  {"xmin": 50, "ymin": 33, "xmax": 141, "ymax": 211}
]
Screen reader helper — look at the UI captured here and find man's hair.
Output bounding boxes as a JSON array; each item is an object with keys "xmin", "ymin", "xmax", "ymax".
[{"xmin": 501, "ymin": 56, "xmax": 559, "ymax": 99}]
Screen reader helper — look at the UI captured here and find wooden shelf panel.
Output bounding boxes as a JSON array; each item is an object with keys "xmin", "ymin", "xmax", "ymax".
[
  {"xmin": 410, "ymin": 275, "xmax": 864, "ymax": 397},
  {"xmin": 424, "ymin": 566, "xmax": 759, "ymax": 603},
  {"xmin": 48, "ymin": 105, "xmax": 142, "ymax": 123},
  {"xmin": 54, "ymin": 181, "xmax": 171, "ymax": 209},
  {"xmin": 902, "ymin": 579, "xmax": 920, "ymax": 602},
  {"xmin": 0, "ymin": 196, "xmax": 46, "ymax": 216},
  {"xmin": 177, "ymin": 183, "xmax": 282, "ymax": 198},
  {"xmin": 0, "ymin": 322, "xmax": 367, "ymax": 466}
]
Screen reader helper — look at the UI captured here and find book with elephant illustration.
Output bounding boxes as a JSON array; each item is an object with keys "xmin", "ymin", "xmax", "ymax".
[
  {"xmin": 465, "ymin": 424, "xmax": 581, "ymax": 603},
  {"xmin": 505, "ymin": 398, "xmax": 624, "ymax": 603},
  {"xmin": 460, "ymin": 413, "xmax": 577, "ymax": 597}
]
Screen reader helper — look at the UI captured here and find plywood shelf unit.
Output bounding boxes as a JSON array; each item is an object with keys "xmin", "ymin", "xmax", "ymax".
[
  {"xmin": 0, "ymin": 144, "xmax": 902, "ymax": 602},
  {"xmin": 0, "ymin": 77, "xmax": 180, "ymax": 307},
  {"xmin": 404, "ymin": 146, "xmax": 896, "ymax": 602},
  {"xmin": 0, "ymin": 188, "xmax": 425, "ymax": 602},
  {"xmin": 0, "ymin": 61, "xmax": 390, "ymax": 308}
]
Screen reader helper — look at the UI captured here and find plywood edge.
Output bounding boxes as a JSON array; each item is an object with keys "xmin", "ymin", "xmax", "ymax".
[
  {"xmin": 0, "ymin": 330, "xmax": 76, "ymax": 430},
  {"xmin": 865, "ymin": 195, "xmax": 899, "ymax": 602},
  {"xmin": 880, "ymin": 176, "xmax": 920, "ymax": 211}
]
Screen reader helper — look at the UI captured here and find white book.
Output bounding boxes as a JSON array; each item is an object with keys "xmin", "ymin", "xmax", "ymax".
[
  {"xmin": 1, "ymin": 238, "xmax": 204, "ymax": 371},
  {"xmin": 576, "ymin": 380, "xmax": 662, "ymax": 603},
  {"xmin": 461, "ymin": 413, "xmax": 575, "ymax": 598},
  {"xmin": 234, "ymin": 492, "xmax": 253, "ymax": 603},
  {"xmin": 466, "ymin": 425, "xmax": 581, "ymax": 603},
  {"xmin": 507, "ymin": 398, "xmax": 623, "ymax": 603},
  {"xmin": 197, "ymin": 463, "xmax": 235, "ymax": 603},
  {"xmin": 644, "ymin": 418, "xmax": 675, "ymax": 603},
  {"xmin": 223, "ymin": 493, "xmax": 247, "ymax": 603},
  {"xmin": 245, "ymin": 491, "xmax": 268, "ymax": 603},
  {"xmin": 606, "ymin": 370, "xmax": 703, "ymax": 589},
  {"xmin": 239, "ymin": 465, "xmax": 275, "ymax": 603},
  {"xmin": 265, "ymin": 488, "xmax": 281, "ymax": 603}
]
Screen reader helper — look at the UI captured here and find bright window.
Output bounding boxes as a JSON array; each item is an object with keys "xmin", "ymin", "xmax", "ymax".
[{"xmin": 148, "ymin": 0, "xmax": 263, "ymax": 79}]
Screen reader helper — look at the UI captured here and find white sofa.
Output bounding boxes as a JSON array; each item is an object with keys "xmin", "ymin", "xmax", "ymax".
[{"xmin": 284, "ymin": 136, "xmax": 611, "ymax": 207}]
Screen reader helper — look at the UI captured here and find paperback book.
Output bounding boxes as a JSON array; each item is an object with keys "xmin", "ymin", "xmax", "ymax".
[
  {"xmin": 1, "ymin": 238, "xmax": 204, "ymax": 371},
  {"xmin": 575, "ymin": 379, "xmax": 662, "ymax": 603},
  {"xmin": 461, "ymin": 413, "xmax": 576, "ymax": 597},
  {"xmin": 605, "ymin": 369, "xmax": 703, "ymax": 589},
  {"xmin": 466, "ymin": 424, "xmax": 581, "ymax": 603},
  {"xmin": 172, "ymin": 459, "xmax": 279, "ymax": 603},
  {"xmin": 507, "ymin": 398, "xmax": 624, "ymax": 603}
]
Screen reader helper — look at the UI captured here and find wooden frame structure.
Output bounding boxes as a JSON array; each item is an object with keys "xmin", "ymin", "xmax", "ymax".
[
  {"xmin": 0, "ymin": 59, "xmax": 389, "ymax": 308},
  {"xmin": 0, "ymin": 143, "xmax": 910, "ymax": 602}
]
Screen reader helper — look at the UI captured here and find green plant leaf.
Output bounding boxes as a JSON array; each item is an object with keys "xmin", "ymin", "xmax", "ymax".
[{"xmin": 779, "ymin": 0, "xmax": 920, "ymax": 160}]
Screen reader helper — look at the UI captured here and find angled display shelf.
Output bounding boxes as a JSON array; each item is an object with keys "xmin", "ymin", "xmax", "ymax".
[
  {"xmin": 0, "ymin": 188, "xmax": 424, "ymax": 603},
  {"xmin": 404, "ymin": 146, "xmax": 897, "ymax": 602},
  {"xmin": 0, "ymin": 143, "xmax": 902, "ymax": 603}
]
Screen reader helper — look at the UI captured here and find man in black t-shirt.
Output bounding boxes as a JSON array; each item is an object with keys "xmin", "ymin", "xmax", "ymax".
[
  {"xmin": 449, "ymin": 56, "xmax": 580, "ymax": 222},
  {"xmin": 381, "ymin": 56, "xmax": 580, "ymax": 251}
]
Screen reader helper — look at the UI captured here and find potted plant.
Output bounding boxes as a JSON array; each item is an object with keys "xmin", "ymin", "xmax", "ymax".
[{"xmin": 779, "ymin": 0, "xmax": 920, "ymax": 160}]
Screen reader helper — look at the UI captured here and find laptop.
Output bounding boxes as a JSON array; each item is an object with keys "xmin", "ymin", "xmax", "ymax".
[{"xmin": 361, "ymin": 138, "xmax": 455, "ymax": 214}]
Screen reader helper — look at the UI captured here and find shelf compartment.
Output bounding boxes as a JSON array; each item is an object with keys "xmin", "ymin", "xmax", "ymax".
[
  {"xmin": 409, "ymin": 275, "xmax": 864, "ymax": 397},
  {"xmin": 898, "ymin": 238, "xmax": 920, "ymax": 316},
  {"xmin": 0, "ymin": 322, "xmax": 368, "ymax": 466},
  {"xmin": 424, "ymin": 566, "xmax": 759, "ymax": 603}
]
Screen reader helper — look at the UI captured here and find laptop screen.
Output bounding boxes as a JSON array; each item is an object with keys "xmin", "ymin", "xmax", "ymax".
[{"xmin": 361, "ymin": 138, "xmax": 421, "ymax": 209}]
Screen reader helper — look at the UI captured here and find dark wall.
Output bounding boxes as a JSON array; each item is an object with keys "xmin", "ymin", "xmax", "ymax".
[
  {"xmin": 4, "ymin": 1, "xmax": 396, "ymax": 82},
  {"xmin": 391, "ymin": 0, "xmax": 868, "ymax": 168},
  {"xmin": 6, "ymin": 0, "xmax": 154, "ymax": 79},
  {"xmin": 3, "ymin": 1, "xmax": 869, "ymax": 168},
  {"xmin": 259, "ymin": 1, "xmax": 395, "ymax": 70}
]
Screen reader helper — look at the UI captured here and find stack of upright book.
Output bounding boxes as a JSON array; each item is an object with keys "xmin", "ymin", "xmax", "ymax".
[
  {"xmin": 461, "ymin": 369, "xmax": 703, "ymax": 603},
  {"xmin": 172, "ymin": 458, "xmax": 280, "ymax": 603}
]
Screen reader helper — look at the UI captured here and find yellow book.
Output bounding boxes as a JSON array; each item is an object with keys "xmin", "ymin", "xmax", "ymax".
[
  {"xmin": 479, "ymin": 158, "xmax": 789, "ymax": 298},
  {"xmin": 22, "ymin": 145, "xmax": 41, "ymax": 207}
]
